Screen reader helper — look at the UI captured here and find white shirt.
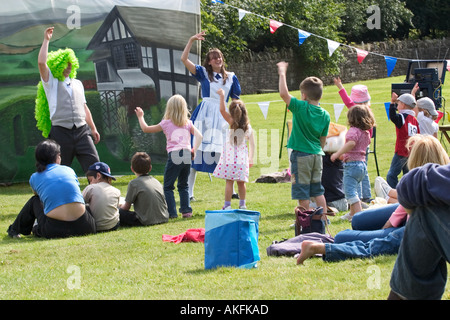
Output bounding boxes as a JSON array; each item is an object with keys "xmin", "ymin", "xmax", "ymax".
[
  {"xmin": 417, "ymin": 111, "xmax": 439, "ymax": 136},
  {"xmin": 41, "ymin": 70, "xmax": 86, "ymax": 119}
]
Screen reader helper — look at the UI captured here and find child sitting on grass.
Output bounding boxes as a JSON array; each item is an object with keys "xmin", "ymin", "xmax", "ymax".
[
  {"xmin": 83, "ymin": 162, "xmax": 120, "ymax": 232},
  {"xmin": 119, "ymin": 152, "xmax": 169, "ymax": 226}
]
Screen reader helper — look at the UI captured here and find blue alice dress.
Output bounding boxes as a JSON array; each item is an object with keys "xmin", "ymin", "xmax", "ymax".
[{"xmin": 190, "ymin": 64, "xmax": 241, "ymax": 173}]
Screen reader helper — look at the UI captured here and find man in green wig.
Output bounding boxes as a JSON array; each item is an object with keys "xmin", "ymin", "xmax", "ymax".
[{"xmin": 36, "ymin": 26, "xmax": 100, "ymax": 172}]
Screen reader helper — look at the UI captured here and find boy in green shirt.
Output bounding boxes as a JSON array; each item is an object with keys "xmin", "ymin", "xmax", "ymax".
[{"xmin": 277, "ymin": 61, "xmax": 330, "ymax": 210}]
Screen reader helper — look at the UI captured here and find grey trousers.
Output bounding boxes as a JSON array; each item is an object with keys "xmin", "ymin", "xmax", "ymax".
[{"xmin": 49, "ymin": 124, "xmax": 99, "ymax": 173}]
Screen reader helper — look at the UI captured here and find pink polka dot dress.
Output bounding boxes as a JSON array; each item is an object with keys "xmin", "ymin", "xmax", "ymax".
[{"xmin": 213, "ymin": 125, "xmax": 252, "ymax": 182}]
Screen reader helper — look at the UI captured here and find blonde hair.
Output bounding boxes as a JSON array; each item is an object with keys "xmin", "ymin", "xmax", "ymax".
[
  {"xmin": 419, "ymin": 108, "xmax": 438, "ymax": 121},
  {"xmin": 163, "ymin": 94, "xmax": 189, "ymax": 127},
  {"xmin": 407, "ymin": 135, "xmax": 449, "ymax": 169},
  {"xmin": 228, "ymin": 99, "xmax": 249, "ymax": 145}
]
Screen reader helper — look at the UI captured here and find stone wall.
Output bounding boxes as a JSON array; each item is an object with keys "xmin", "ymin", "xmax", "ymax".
[{"xmin": 227, "ymin": 38, "xmax": 450, "ymax": 95}]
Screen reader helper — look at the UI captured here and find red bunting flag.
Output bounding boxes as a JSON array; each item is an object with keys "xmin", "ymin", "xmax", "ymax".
[
  {"xmin": 356, "ymin": 48, "xmax": 368, "ymax": 64},
  {"xmin": 270, "ymin": 19, "xmax": 283, "ymax": 34}
]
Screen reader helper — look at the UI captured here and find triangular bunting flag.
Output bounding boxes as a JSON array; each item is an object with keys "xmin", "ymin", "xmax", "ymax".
[
  {"xmin": 298, "ymin": 29, "xmax": 311, "ymax": 45},
  {"xmin": 436, "ymin": 111, "xmax": 444, "ymax": 123},
  {"xmin": 384, "ymin": 102, "xmax": 391, "ymax": 121},
  {"xmin": 384, "ymin": 56, "xmax": 397, "ymax": 77},
  {"xmin": 258, "ymin": 102, "xmax": 270, "ymax": 120},
  {"xmin": 333, "ymin": 104, "xmax": 345, "ymax": 122},
  {"xmin": 356, "ymin": 48, "xmax": 368, "ymax": 64},
  {"xmin": 238, "ymin": 9, "xmax": 249, "ymax": 21},
  {"xmin": 327, "ymin": 39, "xmax": 340, "ymax": 57},
  {"xmin": 270, "ymin": 20, "xmax": 283, "ymax": 34}
]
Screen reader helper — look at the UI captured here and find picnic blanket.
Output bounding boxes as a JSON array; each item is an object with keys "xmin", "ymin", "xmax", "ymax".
[
  {"xmin": 266, "ymin": 232, "xmax": 334, "ymax": 256},
  {"xmin": 162, "ymin": 228, "xmax": 205, "ymax": 244}
]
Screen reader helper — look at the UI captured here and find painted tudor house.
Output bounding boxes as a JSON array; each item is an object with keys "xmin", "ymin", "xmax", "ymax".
[{"xmin": 86, "ymin": 5, "xmax": 200, "ymax": 159}]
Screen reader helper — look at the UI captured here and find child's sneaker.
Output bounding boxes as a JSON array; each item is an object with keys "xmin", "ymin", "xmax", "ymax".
[
  {"xmin": 340, "ymin": 212, "xmax": 353, "ymax": 222},
  {"xmin": 222, "ymin": 206, "xmax": 232, "ymax": 210},
  {"xmin": 239, "ymin": 205, "xmax": 247, "ymax": 209},
  {"xmin": 182, "ymin": 212, "xmax": 192, "ymax": 218}
]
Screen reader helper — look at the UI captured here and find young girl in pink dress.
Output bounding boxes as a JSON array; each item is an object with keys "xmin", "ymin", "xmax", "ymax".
[{"xmin": 213, "ymin": 89, "xmax": 255, "ymax": 210}]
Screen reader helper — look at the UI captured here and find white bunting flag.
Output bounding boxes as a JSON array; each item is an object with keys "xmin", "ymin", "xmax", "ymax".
[
  {"xmin": 327, "ymin": 39, "xmax": 340, "ymax": 57},
  {"xmin": 238, "ymin": 9, "xmax": 249, "ymax": 21},
  {"xmin": 258, "ymin": 101, "xmax": 270, "ymax": 119},
  {"xmin": 333, "ymin": 103, "xmax": 345, "ymax": 122}
]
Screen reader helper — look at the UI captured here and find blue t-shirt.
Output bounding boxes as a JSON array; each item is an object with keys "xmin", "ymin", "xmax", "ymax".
[{"xmin": 29, "ymin": 163, "xmax": 85, "ymax": 214}]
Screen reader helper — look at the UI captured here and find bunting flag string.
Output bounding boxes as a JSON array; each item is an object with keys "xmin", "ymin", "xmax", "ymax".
[
  {"xmin": 246, "ymin": 100, "xmax": 394, "ymax": 122},
  {"xmin": 210, "ymin": 1, "xmax": 447, "ymax": 77}
]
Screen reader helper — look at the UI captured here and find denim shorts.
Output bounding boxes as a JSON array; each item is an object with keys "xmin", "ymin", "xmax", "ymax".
[
  {"xmin": 290, "ymin": 150, "xmax": 324, "ymax": 200},
  {"xmin": 343, "ymin": 161, "xmax": 367, "ymax": 205}
]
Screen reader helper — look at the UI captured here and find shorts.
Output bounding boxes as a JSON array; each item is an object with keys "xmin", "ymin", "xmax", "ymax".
[{"xmin": 290, "ymin": 150, "xmax": 324, "ymax": 200}]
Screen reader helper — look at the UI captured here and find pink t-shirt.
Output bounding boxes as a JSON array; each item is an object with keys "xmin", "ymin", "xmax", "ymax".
[
  {"xmin": 159, "ymin": 119, "xmax": 193, "ymax": 153},
  {"xmin": 389, "ymin": 204, "xmax": 409, "ymax": 227},
  {"xmin": 343, "ymin": 127, "xmax": 371, "ymax": 162}
]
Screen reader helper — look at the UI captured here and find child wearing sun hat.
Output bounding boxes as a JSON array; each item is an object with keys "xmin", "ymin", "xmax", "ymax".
[{"xmin": 333, "ymin": 77, "xmax": 373, "ymax": 204}]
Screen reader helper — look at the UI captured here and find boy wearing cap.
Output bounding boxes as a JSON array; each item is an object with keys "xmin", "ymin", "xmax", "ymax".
[
  {"xmin": 386, "ymin": 92, "xmax": 420, "ymax": 188},
  {"xmin": 83, "ymin": 162, "xmax": 121, "ymax": 232},
  {"xmin": 416, "ymin": 97, "xmax": 439, "ymax": 137}
]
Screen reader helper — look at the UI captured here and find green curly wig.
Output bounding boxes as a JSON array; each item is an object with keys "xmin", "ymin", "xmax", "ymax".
[{"xmin": 35, "ymin": 48, "xmax": 80, "ymax": 137}]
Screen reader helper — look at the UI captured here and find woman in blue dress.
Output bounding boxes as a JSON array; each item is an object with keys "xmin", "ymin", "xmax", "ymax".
[{"xmin": 181, "ymin": 31, "xmax": 242, "ymax": 200}]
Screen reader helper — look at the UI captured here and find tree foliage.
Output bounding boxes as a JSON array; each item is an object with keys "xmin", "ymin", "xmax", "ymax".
[
  {"xmin": 406, "ymin": 0, "xmax": 450, "ymax": 38},
  {"xmin": 200, "ymin": 0, "xmax": 345, "ymax": 77},
  {"xmin": 337, "ymin": 0, "xmax": 413, "ymax": 42}
]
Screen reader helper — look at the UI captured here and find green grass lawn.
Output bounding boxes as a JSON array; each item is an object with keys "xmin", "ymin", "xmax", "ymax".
[{"xmin": 1, "ymin": 75, "xmax": 449, "ymax": 301}]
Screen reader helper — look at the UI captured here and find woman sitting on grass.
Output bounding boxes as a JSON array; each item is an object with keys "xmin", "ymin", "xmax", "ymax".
[{"xmin": 7, "ymin": 139, "xmax": 96, "ymax": 239}]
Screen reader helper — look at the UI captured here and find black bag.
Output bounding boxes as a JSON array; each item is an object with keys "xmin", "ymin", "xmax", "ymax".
[{"xmin": 294, "ymin": 206, "xmax": 325, "ymax": 236}]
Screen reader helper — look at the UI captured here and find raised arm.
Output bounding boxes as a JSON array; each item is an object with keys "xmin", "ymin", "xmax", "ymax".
[
  {"xmin": 217, "ymin": 89, "xmax": 233, "ymax": 125},
  {"xmin": 135, "ymin": 107, "xmax": 162, "ymax": 133},
  {"xmin": 277, "ymin": 61, "xmax": 292, "ymax": 106},
  {"xmin": 38, "ymin": 27, "xmax": 54, "ymax": 83},
  {"xmin": 181, "ymin": 31, "xmax": 206, "ymax": 75}
]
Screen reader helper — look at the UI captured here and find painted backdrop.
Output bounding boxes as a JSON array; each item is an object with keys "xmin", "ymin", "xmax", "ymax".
[{"xmin": 0, "ymin": 0, "xmax": 200, "ymax": 183}]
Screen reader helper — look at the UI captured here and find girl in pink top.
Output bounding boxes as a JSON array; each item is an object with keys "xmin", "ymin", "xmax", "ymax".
[
  {"xmin": 334, "ymin": 77, "xmax": 373, "ymax": 204},
  {"xmin": 331, "ymin": 105, "xmax": 376, "ymax": 219},
  {"xmin": 135, "ymin": 95, "xmax": 202, "ymax": 218}
]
